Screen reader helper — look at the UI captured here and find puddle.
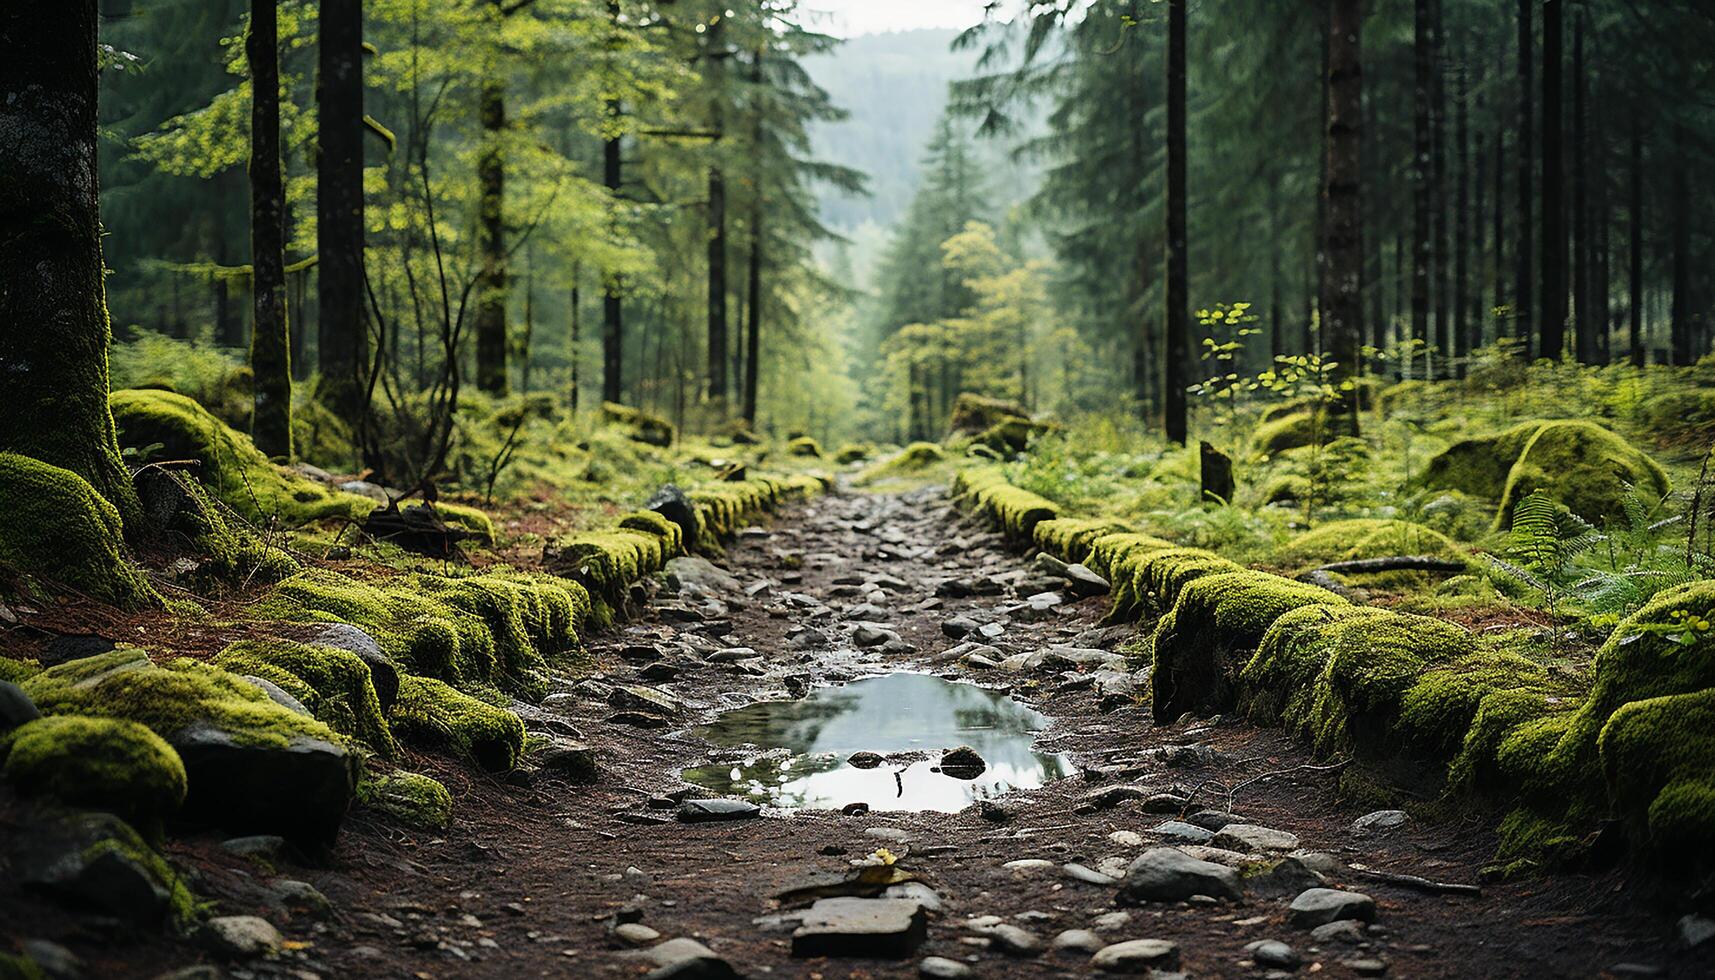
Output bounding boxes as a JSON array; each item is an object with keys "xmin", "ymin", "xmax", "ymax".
[{"xmin": 681, "ymin": 672, "xmax": 1073, "ymax": 812}]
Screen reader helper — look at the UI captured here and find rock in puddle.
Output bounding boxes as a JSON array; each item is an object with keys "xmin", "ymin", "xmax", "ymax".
[
  {"xmin": 1119, "ymin": 847, "xmax": 1245, "ymax": 903},
  {"xmin": 1287, "ymin": 888, "xmax": 1377, "ymax": 927},
  {"xmin": 791, "ymin": 897, "xmax": 929, "ymax": 958},
  {"xmin": 1091, "ymin": 938, "xmax": 1180, "ymax": 973},
  {"xmin": 676, "ymin": 799, "xmax": 761, "ymax": 823}
]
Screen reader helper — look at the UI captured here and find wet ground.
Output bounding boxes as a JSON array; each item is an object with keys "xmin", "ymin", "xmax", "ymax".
[{"xmin": 5, "ymin": 486, "xmax": 1709, "ymax": 978}]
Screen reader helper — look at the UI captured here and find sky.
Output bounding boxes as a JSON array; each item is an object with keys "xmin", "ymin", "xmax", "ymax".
[{"xmin": 803, "ymin": 0, "xmax": 995, "ymax": 38}]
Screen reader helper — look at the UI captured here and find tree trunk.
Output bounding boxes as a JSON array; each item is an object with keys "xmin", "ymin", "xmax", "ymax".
[
  {"xmin": 1515, "ymin": 0, "xmax": 1534, "ymax": 354},
  {"xmin": 1629, "ymin": 118, "xmax": 1644, "ymax": 366},
  {"xmin": 248, "ymin": 0, "xmax": 292, "ymax": 459},
  {"xmin": 1430, "ymin": 0, "xmax": 1448, "ymax": 378},
  {"xmin": 602, "ymin": 132, "xmax": 624, "ymax": 403},
  {"xmin": 707, "ymin": 166, "xmax": 728, "ymax": 406},
  {"xmin": 1670, "ymin": 127, "xmax": 1691, "ymax": 366},
  {"xmin": 742, "ymin": 201, "xmax": 762, "ymax": 426},
  {"xmin": 1570, "ymin": 9, "xmax": 1592, "ymax": 363},
  {"xmin": 1540, "ymin": 0, "xmax": 1566, "ymax": 359},
  {"xmin": 1475, "ymin": 116, "xmax": 1489, "ymax": 353},
  {"xmin": 1411, "ymin": 0, "xmax": 1432, "ymax": 376},
  {"xmin": 474, "ymin": 74, "xmax": 508, "ymax": 394},
  {"xmin": 569, "ymin": 273, "xmax": 580, "ymax": 411},
  {"xmin": 1163, "ymin": 0, "xmax": 1188, "ymax": 445},
  {"xmin": 1322, "ymin": 0, "xmax": 1364, "ymax": 434},
  {"xmin": 1454, "ymin": 57, "xmax": 1470, "ymax": 376},
  {"xmin": 317, "ymin": 0, "xmax": 369, "ymax": 424},
  {"xmin": 0, "ymin": 0, "xmax": 142, "ymax": 524}
]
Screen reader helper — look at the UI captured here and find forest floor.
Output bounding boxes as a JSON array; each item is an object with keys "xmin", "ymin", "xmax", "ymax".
[{"xmin": 4, "ymin": 486, "xmax": 1707, "ymax": 979}]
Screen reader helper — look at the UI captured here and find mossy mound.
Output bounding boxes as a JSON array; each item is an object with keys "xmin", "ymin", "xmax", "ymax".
[
  {"xmin": 949, "ymin": 393, "xmax": 1031, "ymax": 435},
  {"xmin": 0, "ymin": 453, "xmax": 158, "ymax": 608},
  {"xmin": 1081, "ymin": 532, "xmax": 1179, "ymax": 618},
  {"xmin": 135, "ymin": 467, "xmax": 298, "ymax": 588},
  {"xmin": 601, "ymin": 401, "xmax": 675, "ymax": 447},
  {"xmin": 0, "ymin": 658, "xmax": 41, "ymax": 685},
  {"xmin": 214, "ymin": 639, "xmax": 396, "ymax": 756},
  {"xmin": 1, "ymin": 715, "xmax": 188, "ymax": 828},
  {"xmin": 552, "ymin": 508, "xmax": 687, "ymax": 603},
  {"xmin": 434, "ymin": 501, "xmax": 496, "ymax": 545},
  {"xmin": 976, "ymin": 415, "xmax": 1057, "ymax": 454},
  {"xmin": 1271, "ymin": 519, "xmax": 1467, "ymax": 580},
  {"xmin": 688, "ymin": 475, "xmax": 820, "ymax": 550},
  {"xmin": 356, "ymin": 771, "xmax": 453, "ymax": 830},
  {"xmin": 1151, "ymin": 570, "xmax": 1347, "ymax": 721},
  {"xmin": 787, "ymin": 436, "xmax": 824, "ymax": 458},
  {"xmin": 833, "ymin": 442, "xmax": 875, "ymax": 464},
  {"xmin": 859, "ymin": 442, "xmax": 948, "ymax": 481},
  {"xmin": 952, "ymin": 468, "xmax": 1060, "ymax": 540},
  {"xmin": 109, "ymin": 389, "xmax": 372, "ymax": 526},
  {"xmin": 391, "ymin": 675, "xmax": 524, "ymax": 772},
  {"xmin": 1252, "ymin": 410, "xmax": 1320, "ymax": 455},
  {"xmin": 255, "ymin": 568, "xmax": 586, "ymax": 690},
  {"xmin": 1033, "ymin": 518, "xmax": 1132, "ymax": 566},
  {"xmin": 1421, "ymin": 420, "xmax": 1669, "ymax": 529}
]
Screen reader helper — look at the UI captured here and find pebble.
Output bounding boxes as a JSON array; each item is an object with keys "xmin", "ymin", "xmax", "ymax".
[
  {"xmin": 1063, "ymin": 862, "xmax": 1120, "ymax": 886},
  {"xmin": 1349, "ymin": 810, "xmax": 1410, "ymax": 836},
  {"xmin": 1108, "ymin": 830, "xmax": 1145, "ymax": 848},
  {"xmin": 1002, "ymin": 858, "xmax": 1056, "ymax": 872},
  {"xmin": 1246, "ymin": 939, "xmax": 1302, "ymax": 969},
  {"xmin": 1309, "ymin": 920, "xmax": 1368, "ymax": 944},
  {"xmin": 633, "ymin": 936, "xmax": 739, "ymax": 978},
  {"xmin": 1151, "ymin": 820, "xmax": 1214, "ymax": 843},
  {"xmin": 1119, "ymin": 847, "xmax": 1245, "ymax": 903},
  {"xmin": 198, "ymin": 916, "xmax": 283, "ymax": 959},
  {"xmin": 866, "ymin": 826, "xmax": 912, "ymax": 843},
  {"xmin": 1342, "ymin": 957, "xmax": 1389, "ymax": 976},
  {"xmin": 612, "ymin": 922, "xmax": 661, "ymax": 947},
  {"xmin": 1091, "ymin": 938, "xmax": 1180, "ymax": 973},
  {"xmin": 1680, "ymin": 914, "xmax": 1715, "ymax": 948},
  {"xmin": 1184, "ymin": 810, "xmax": 1242, "ymax": 831},
  {"xmin": 1091, "ymin": 911, "xmax": 1132, "ymax": 932},
  {"xmin": 1052, "ymin": 928, "xmax": 1107, "ymax": 954},
  {"xmin": 1212, "ymin": 823, "xmax": 1301, "ymax": 853},
  {"xmin": 919, "ymin": 956, "xmax": 973, "ymax": 978},
  {"xmin": 970, "ymin": 922, "xmax": 1042, "ymax": 957},
  {"xmin": 1287, "ymin": 888, "xmax": 1377, "ymax": 928},
  {"xmin": 676, "ymin": 799, "xmax": 761, "ymax": 823}
]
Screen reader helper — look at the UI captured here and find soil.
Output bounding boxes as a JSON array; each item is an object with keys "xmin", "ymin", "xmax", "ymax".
[{"xmin": 2, "ymin": 486, "xmax": 1709, "ymax": 978}]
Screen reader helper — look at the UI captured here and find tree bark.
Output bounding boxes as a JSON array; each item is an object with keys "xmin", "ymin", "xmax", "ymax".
[
  {"xmin": 1515, "ymin": 0, "xmax": 1534, "ymax": 354},
  {"xmin": 1411, "ymin": 0, "xmax": 1432, "ymax": 376},
  {"xmin": 1670, "ymin": 126, "xmax": 1691, "ymax": 366},
  {"xmin": 1322, "ymin": 0, "xmax": 1364, "ymax": 434},
  {"xmin": 249, "ymin": 0, "xmax": 292, "ymax": 459},
  {"xmin": 1570, "ymin": 9, "xmax": 1592, "ymax": 364},
  {"xmin": 0, "ymin": 0, "xmax": 142, "ymax": 524},
  {"xmin": 707, "ymin": 166, "xmax": 728, "ymax": 405},
  {"xmin": 1430, "ymin": 0, "xmax": 1448, "ymax": 377},
  {"xmin": 317, "ymin": 0, "xmax": 369, "ymax": 423},
  {"xmin": 1454, "ymin": 57, "xmax": 1470, "ymax": 376},
  {"xmin": 1629, "ymin": 118, "xmax": 1644, "ymax": 366},
  {"xmin": 742, "ymin": 200, "xmax": 762, "ymax": 427},
  {"xmin": 474, "ymin": 73, "xmax": 509, "ymax": 394},
  {"xmin": 1540, "ymin": 0, "xmax": 1566, "ymax": 359},
  {"xmin": 1163, "ymin": 0, "xmax": 1188, "ymax": 445}
]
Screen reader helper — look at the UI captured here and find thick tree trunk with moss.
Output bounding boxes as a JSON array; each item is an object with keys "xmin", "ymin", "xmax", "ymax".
[
  {"xmin": 1322, "ymin": 0, "xmax": 1364, "ymax": 435},
  {"xmin": 475, "ymin": 77, "xmax": 509, "ymax": 394},
  {"xmin": 0, "ymin": 1, "xmax": 142, "ymax": 528},
  {"xmin": 316, "ymin": 0, "xmax": 369, "ymax": 422},
  {"xmin": 249, "ymin": 0, "xmax": 293, "ymax": 459}
]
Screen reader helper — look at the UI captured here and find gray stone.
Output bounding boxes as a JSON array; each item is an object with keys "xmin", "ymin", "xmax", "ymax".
[
  {"xmin": 972, "ymin": 922, "xmax": 1042, "ymax": 957},
  {"xmin": 1680, "ymin": 913, "xmax": 1715, "ymax": 948},
  {"xmin": 942, "ymin": 616, "xmax": 979, "ymax": 639},
  {"xmin": 9, "ymin": 811, "xmax": 182, "ymax": 926},
  {"xmin": 198, "ymin": 915, "xmax": 283, "ymax": 959},
  {"xmin": 537, "ymin": 738, "xmax": 598, "ymax": 782},
  {"xmin": 1033, "ymin": 553, "xmax": 1071, "ymax": 576},
  {"xmin": 0, "ymin": 680, "xmax": 42, "ymax": 731},
  {"xmin": 1349, "ymin": 809, "xmax": 1409, "ymax": 836},
  {"xmin": 609, "ymin": 684, "xmax": 681, "ymax": 716},
  {"xmin": 303, "ymin": 623, "xmax": 399, "ymax": 713},
  {"xmin": 665, "ymin": 556, "xmax": 741, "ymax": 595},
  {"xmin": 1212, "ymin": 823, "xmax": 1301, "ymax": 853},
  {"xmin": 919, "ymin": 956, "xmax": 972, "ymax": 979},
  {"xmin": 220, "ymin": 835, "xmax": 287, "ymax": 860},
  {"xmin": 708, "ymin": 646, "xmax": 760, "ymax": 663},
  {"xmin": 792, "ymin": 897, "xmax": 928, "ymax": 958},
  {"xmin": 1139, "ymin": 792, "xmax": 1191, "ymax": 813},
  {"xmin": 641, "ymin": 662, "xmax": 681, "ymax": 682},
  {"xmin": 882, "ymin": 882, "xmax": 943, "ymax": 912},
  {"xmin": 1063, "ymin": 862, "xmax": 1120, "ymax": 886},
  {"xmin": 1091, "ymin": 938, "xmax": 1180, "ymax": 973},
  {"xmin": 19, "ymin": 939, "xmax": 81, "ymax": 979},
  {"xmin": 1081, "ymin": 784, "xmax": 1149, "ymax": 810},
  {"xmin": 677, "ymin": 799, "xmax": 761, "ymax": 823},
  {"xmin": 866, "ymin": 826, "xmax": 912, "ymax": 843},
  {"xmin": 1309, "ymin": 920, "xmax": 1367, "ymax": 945},
  {"xmin": 1091, "ymin": 911, "xmax": 1132, "ymax": 932},
  {"xmin": 1246, "ymin": 940, "xmax": 1301, "ymax": 969},
  {"xmin": 635, "ymin": 936, "xmax": 739, "ymax": 979},
  {"xmin": 239, "ymin": 675, "xmax": 312, "ymax": 716},
  {"xmin": 1052, "ymin": 928, "xmax": 1107, "ymax": 954},
  {"xmin": 1119, "ymin": 847, "xmax": 1245, "ymax": 903},
  {"xmin": 1151, "ymin": 820, "xmax": 1214, "ymax": 843},
  {"xmin": 1002, "ymin": 858, "xmax": 1055, "ymax": 872},
  {"xmin": 1342, "ymin": 957, "xmax": 1389, "ymax": 976},
  {"xmin": 1287, "ymin": 888, "xmax": 1377, "ymax": 928},
  {"xmin": 266, "ymin": 879, "xmax": 331, "ymax": 917},
  {"xmin": 1184, "ymin": 810, "xmax": 1241, "ymax": 831},
  {"xmin": 1290, "ymin": 850, "xmax": 1346, "ymax": 876},
  {"xmin": 172, "ymin": 720, "xmax": 357, "ymax": 843},
  {"xmin": 1064, "ymin": 564, "xmax": 1111, "ymax": 596},
  {"xmin": 1108, "ymin": 830, "xmax": 1145, "ymax": 848},
  {"xmin": 1251, "ymin": 857, "xmax": 1325, "ymax": 897},
  {"xmin": 976, "ymin": 799, "xmax": 1018, "ymax": 823},
  {"xmin": 613, "ymin": 922, "xmax": 662, "ymax": 947}
]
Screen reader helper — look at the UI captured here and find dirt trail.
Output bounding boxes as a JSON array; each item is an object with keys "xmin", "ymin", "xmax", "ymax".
[{"xmin": 11, "ymin": 487, "xmax": 1703, "ymax": 978}]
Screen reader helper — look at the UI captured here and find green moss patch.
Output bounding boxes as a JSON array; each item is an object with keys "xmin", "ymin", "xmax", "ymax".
[
  {"xmin": 952, "ymin": 467, "xmax": 1060, "ymax": 540},
  {"xmin": 601, "ymin": 402, "xmax": 675, "ymax": 447},
  {"xmin": 0, "ymin": 453, "xmax": 158, "ymax": 608},
  {"xmin": 787, "ymin": 436, "xmax": 824, "ymax": 457},
  {"xmin": 1252, "ymin": 410, "xmax": 1320, "ymax": 455},
  {"xmin": 1033, "ymin": 517, "xmax": 1132, "ymax": 565},
  {"xmin": 214, "ymin": 639, "xmax": 396, "ymax": 756},
  {"xmin": 949, "ymin": 393, "xmax": 1031, "ymax": 434},
  {"xmin": 356, "ymin": 771, "xmax": 453, "ymax": 830},
  {"xmin": 1, "ymin": 715, "xmax": 187, "ymax": 828},
  {"xmin": 391, "ymin": 675, "xmax": 524, "ymax": 772},
  {"xmin": 1273, "ymin": 519, "xmax": 1466, "ymax": 567}
]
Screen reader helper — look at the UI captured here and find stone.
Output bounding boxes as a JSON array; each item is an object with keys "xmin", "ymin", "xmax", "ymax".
[
  {"xmin": 665, "ymin": 555, "xmax": 740, "ymax": 595},
  {"xmin": 619, "ymin": 644, "xmax": 663, "ymax": 663},
  {"xmin": 1108, "ymin": 830, "xmax": 1145, "ymax": 848},
  {"xmin": 848, "ymin": 751, "xmax": 885, "ymax": 769},
  {"xmin": 919, "ymin": 956, "xmax": 972, "ymax": 978},
  {"xmin": 220, "ymin": 835, "xmax": 287, "ymax": 860},
  {"xmin": 199, "ymin": 915, "xmax": 283, "ymax": 959},
  {"xmin": 0, "ymin": 680, "xmax": 43, "ymax": 731},
  {"xmin": 1151, "ymin": 820, "xmax": 1214, "ymax": 844},
  {"xmin": 1212, "ymin": 824, "xmax": 1301, "ymax": 853},
  {"xmin": 303, "ymin": 623, "xmax": 399, "ymax": 713},
  {"xmin": 1291, "ymin": 850, "xmax": 1346, "ymax": 876},
  {"xmin": 1091, "ymin": 938, "xmax": 1180, "ymax": 973},
  {"xmin": 171, "ymin": 720, "xmax": 357, "ymax": 843},
  {"xmin": 1309, "ymin": 920, "xmax": 1367, "ymax": 945},
  {"xmin": 939, "ymin": 745, "xmax": 986, "ymax": 777},
  {"xmin": 970, "ymin": 922, "xmax": 1042, "ymax": 957},
  {"xmin": 708, "ymin": 646, "xmax": 760, "ymax": 663},
  {"xmin": 1064, "ymin": 564, "xmax": 1111, "ymax": 596},
  {"xmin": 641, "ymin": 662, "xmax": 680, "ymax": 682},
  {"xmin": 791, "ymin": 897, "xmax": 929, "ymax": 958},
  {"xmin": 852, "ymin": 624, "xmax": 897, "ymax": 647},
  {"xmin": 1002, "ymin": 858, "xmax": 1055, "ymax": 872},
  {"xmin": 609, "ymin": 711, "xmax": 670, "ymax": 729},
  {"xmin": 867, "ymin": 826, "xmax": 912, "ymax": 843},
  {"xmin": 882, "ymin": 882, "xmax": 943, "ymax": 912},
  {"xmin": 1119, "ymin": 848, "xmax": 1245, "ymax": 903},
  {"xmin": 613, "ymin": 922, "xmax": 661, "ymax": 947},
  {"xmin": 977, "ymin": 799, "xmax": 1018, "ymax": 823},
  {"xmin": 1251, "ymin": 857, "xmax": 1325, "ymax": 897},
  {"xmin": 634, "ymin": 936, "xmax": 739, "ymax": 979},
  {"xmin": 1063, "ymin": 862, "xmax": 1120, "ymax": 886},
  {"xmin": 1246, "ymin": 940, "xmax": 1301, "ymax": 969},
  {"xmin": 1342, "ymin": 957, "xmax": 1389, "ymax": 976},
  {"xmin": 1287, "ymin": 888, "xmax": 1377, "ymax": 928},
  {"xmin": 1081, "ymin": 784, "xmax": 1149, "ymax": 810},
  {"xmin": 1680, "ymin": 914, "xmax": 1715, "ymax": 948},
  {"xmin": 1091, "ymin": 911, "xmax": 1132, "ymax": 932},
  {"xmin": 942, "ymin": 616, "xmax": 979, "ymax": 639},
  {"xmin": 1349, "ymin": 810, "xmax": 1410, "ymax": 836},
  {"xmin": 18, "ymin": 939, "xmax": 80, "ymax": 979},
  {"xmin": 239, "ymin": 675, "xmax": 312, "ymax": 716},
  {"xmin": 677, "ymin": 799, "xmax": 761, "ymax": 823},
  {"xmin": 8, "ymin": 811, "xmax": 183, "ymax": 926},
  {"xmin": 1139, "ymin": 792, "xmax": 1191, "ymax": 813},
  {"xmin": 537, "ymin": 738, "xmax": 598, "ymax": 782},
  {"xmin": 266, "ymin": 879, "xmax": 331, "ymax": 917},
  {"xmin": 1052, "ymin": 929, "xmax": 1107, "ymax": 954},
  {"xmin": 609, "ymin": 685, "xmax": 681, "ymax": 717},
  {"xmin": 1184, "ymin": 810, "xmax": 1241, "ymax": 831}
]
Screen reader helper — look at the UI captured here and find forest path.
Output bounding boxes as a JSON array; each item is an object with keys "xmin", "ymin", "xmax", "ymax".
[{"xmin": 236, "ymin": 488, "xmax": 1686, "ymax": 978}]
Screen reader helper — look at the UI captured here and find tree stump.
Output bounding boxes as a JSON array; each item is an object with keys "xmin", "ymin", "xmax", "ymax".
[{"xmin": 1200, "ymin": 442, "xmax": 1234, "ymax": 505}]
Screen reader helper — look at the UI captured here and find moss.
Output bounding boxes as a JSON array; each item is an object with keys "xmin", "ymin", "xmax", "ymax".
[
  {"xmin": 72, "ymin": 814, "xmax": 200, "ymax": 927},
  {"xmin": 833, "ymin": 442, "xmax": 874, "ymax": 464},
  {"xmin": 390, "ymin": 674, "xmax": 523, "ymax": 772},
  {"xmin": 976, "ymin": 415, "xmax": 1056, "ymax": 454},
  {"xmin": 952, "ymin": 467, "xmax": 1061, "ymax": 540},
  {"xmin": 21, "ymin": 650, "xmax": 346, "ymax": 752},
  {"xmin": 860, "ymin": 441, "xmax": 948, "ymax": 481},
  {"xmin": 1079, "ymin": 532, "xmax": 1178, "ymax": 618},
  {"xmin": 949, "ymin": 393, "xmax": 1031, "ymax": 434},
  {"xmin": 787, "ymin": 435, "xmax": 824, "ymax": 458},
  {"xmin": 1272, "ymin": 518, "xmax": 1466, "ymax": 568},
  {"xmin": 110, "ymin": 389, "xmax": 372, "ymax": 526},
  {"xmin": 1135, "ymin": 547, "xmax": 1245, "ymax": 611},
  {"xmin": 0, "ymin": 658, "xmax": 41, "ymax": 684},
  {"xmin": 0, "ymin": 453, "xmax": 158, "ymax": 608},
  {"xmin": 601, "ymin": 401, "xmax": 674, "ymax": 447},
  {"xmin": 1, "ymin": 715, "xmax": 187, "ymax": 827},
  {"xmin": 434, "ymin": 501, "xmax": 496, "ymax": 545},
  {"xmin": 214, "ymin": 639, "xmax": 396, "ymax": 756},
  {"xmin": 1241, "ymin": 605, "xmax": 1393, "ymax": 731},
  {"xmin": 144, "ymin": 469, "xmax": 298, "ymax": 587},
  {"xmin": 1420, "ymin": 419, "xmax": 1668, "ymax": 529},
  {"xmin": 1032, "ymin": 518, "xmax": 1131, "ymax": 565},
  {"xmin": 1151, "ymin": 570, "xmax": 1346, "ymax": 721},
  {"xmin": 356, "ymin": 771, "xmax": 453, "ymax": 830},
  {"xmin": 1598, "ymin": 687, "xmax": 1715, "ymax": 860},
  {"xmin": 1252, "ymin": 410, "xmax": 1320, "ymax": 455},
  {"xmin": 687, "ymin": 474, "xmax": 819, "ymax": 550},
  {"xmin": 0, "ymin": 953, "xmax": 46, "ymax": 980},
  {"xmin": 619, "ymin": 509, "xmax": 685, "ymax": 555},
  {"xmin": 554, "ymin": 528, "xmax": 672, "ymax": 602},
  {"xmin": 1259, "ymin": 474, "xmax": 1311, "ymax": 505}
]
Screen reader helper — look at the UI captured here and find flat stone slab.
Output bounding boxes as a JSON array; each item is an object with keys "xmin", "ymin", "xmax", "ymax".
[
  {"xmin": 1211, "ymin": 823, "xmax": 1301, "ymax": 852},
  {"xmin": 791, "ymin": 897, "xmax": 929, "ymax": 958},
  {"xmin": 1288, "ymin": 887, "xmax": 1377, "ymax": 927},
  {"xmin": 633, "ymin": 936, "xmax": 740, "ymax": 979},
  {"xmin": 677, "ymin": 799, "xmax": 762, "ymax": 823},
  {"xmin": 1119, "ymin": 847, "xmax": 1245, "ymax": 903},
  {"xmin": 1091, "ymin": 938, "xmax": 1180, "ymax": 973}
]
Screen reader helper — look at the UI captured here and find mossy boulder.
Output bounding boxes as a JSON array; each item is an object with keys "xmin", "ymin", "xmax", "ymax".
[
  {"xmin": 356, "ymin": 771, "xmax": 453, "ymax": 830},
  {"xmin": 976, "ymin": 415, "xmax": 1057, "ymax": 454},
  {"xmin": 214, "ymin": 639, "xmax": 396, "ymax": 756},
  {"xmin": 1420, "ymin": 420, "xmax": 1669, "ymax": 529},
  {"xmin": 550, "ymin": 526, "xmax": 676, "ymax": 603},
  {"xmin": 0, "ymin": 453, "xmax": 157, "ymax": 608},
  {"xmin": 110, "ymin": 389, "xmax": 372, "ymax": 526},
  {"xmin": 133, "ymin": 466, "xmax": 298, "ymax": 588},
  {"xmin": 949, "ymin": 393, "xmax": 1031, "ymax": 435},
  {"xmin": 1, "ymin": 715, "xmax": 187, "ymax": 829},
  {"xmin": 1033, "ymin": 518, "xmax": 1132, "ymax": 565},
  {"xmin": 787, "ymin": 435, "xmax": 824, "ymax": 458},
  {"xmin": 21, "ymin": 650, "xmax": 358, "ymax": 842},
  {"xmin": 833, "ymin": 443, "xmax": 875, "ymax": 464},
  {"xmin": 601, "ymin": 401, "xmax": 674, "ymax": 447},
  {"xmin": 391, "ymin": 674, "xmax": 524, "ymax": 772},
  {"xmin": 859, "ymin": 442, "xmax": 948, "ymax": 482},
  {"xmin": 6, "ymin": 809, "xmax": 198, "ymax": 927},
  {"xmin": 1273, "ymin": 519, "xmax": 1464, "ymax": 568},
  {"xmin": 1151, "ymin": 570, "xmax": 1347, "ymax": 722},
  {"xmin": 1252, "ymin": 410, "xmax": 1320, "ymax": 455},
  {"xmin": 952, "ymin": 468, "xmax": 1060, "ymax": 540}
]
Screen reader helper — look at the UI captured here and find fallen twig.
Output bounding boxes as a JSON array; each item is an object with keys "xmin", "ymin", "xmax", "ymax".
[
  {"xmin": 1347, "ymin": 862, "xmax": 1483, "ymax": 897},
  {"xmin": 1313, "ymin": 555, "xmax": 1468, "ymax": 575}
]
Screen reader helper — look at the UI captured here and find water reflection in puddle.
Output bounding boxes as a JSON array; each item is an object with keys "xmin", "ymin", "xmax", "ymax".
[{"xmin": 682, "ymin": 672, "xmax": 1073, "ymax": 812}]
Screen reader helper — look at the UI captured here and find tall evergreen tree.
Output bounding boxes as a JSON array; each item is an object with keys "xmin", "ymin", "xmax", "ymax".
[
  {"xmin": 249, "ymin": 0, "xmax": 292, "ymax": 458},
  {"xmin": 317, "ymin": 0, "xmax": 369, "ymax": 423}
]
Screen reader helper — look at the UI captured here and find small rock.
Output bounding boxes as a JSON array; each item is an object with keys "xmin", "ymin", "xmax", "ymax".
[
  {"xmin": 1680, "ymin": 913, "xmax": 1715, "ymax": 948},
  {"xmin": 632, "ymin": 935, "xmax": 739, "ymax": 979},
  {"xmin": 970, "ymin": 922, "xmax": 1042, "ymax": 957},
  {"xmin": 848, "ymin": 751, "xmax": 885, "ymax": 769},
  {"xmin": 220, "ymin": 834, "xmax": 287, "ymax": 861},
  {"xmin": 882, "ymin": 882, "xmax": 943, "ymax": 912},
  {"xmin": 942, "ymin": 616, "xmax": 979, "ymax": 639},
  {"xmin": 1342, "ymin": 957, "xmax": 1389, "ymax": 976},
  {"xmin": 19, "ymin": 939, "xmax": 81, "ymax": 979},
  {"xmin": 1002, "ymin": 858, "xmax": 1056, "ymax": 872},
  {"xmin": 1184, "ymin": 810, "xmax": 1241, "ymax": 831},
  {"xmin": 867, "ymin": 826, "xmax": 912, "ymax": 843},
  {"xmin": 609, "ymin": 684, "xmax": 681, "ymax": 717},
  {"xmin": 919, "ymin": 956, "xmax": 972, "ymax": 979},
  {"xmin": 1245, "ymin": 939, "xmax": 1301, "ymax": 969},
  {"xmin": 792, "ymin": 897, "xmax": 929, "ymax": 958},
  {"xmin": 641, "ymin": 663, "xmax": 681, "ymax": 682},
  {"xmin": 536, "ymin": 738, "xmax": 598, "ymax": 782},
  {"xmin": 612, "ymin": 922, "xmax": 661, "ymax": 947},
  {"xmin": 199, "ymin": 915, "xmax": 283, "ymax": 959},
  {"xmin": 1081, "ymin": 784, "xmax": 1149, "ymax": 810},
  {"xmin": 1139, "ymin": 792, "xmax": 1191, "ymax": 813},
  {"xmin": 1108, "ymin": 830, "xmax": 1145, "ymax": 848},
  {"xmin": 1150, "ymin": 820, "xmax": 1214, "ymax": 843},
  {"xmin": 1287, "ymin": 888, "xmax": 1377, "ymax": 928},
  {"xmin": 1064, "ymin": 564, "xmax": 1111, "ymax": 596},
  {"xmin": 1309, "ymin": 920, "xmax": 1367, "ymax": 945},
  {"xmin": 1119, "ymin": 847, "xmax": 1245, "ymax": 903},
  {"xmin": 1091, "ymin": 911, "xmax": 1132, "ymax": 932},
  {"xmin": 677, "ymin": 799, "xmax": 761, "ymax": 823},
  {"xmin": 977, "ymin": 799, "xmax": 1018, "ymax": 823},
  {"xmin": 1212, "ymin": 824, "xmax": 1301, "ymax": 853},
  {"xmin": 1349, "ymin": 810, "xmax": 1409, "ymax": 836},
  {"xmin": 1091, "ymin": 938, "xmax": 1180, "ymax": 973},
  {"xmin": 0, "ymin": 680, "xmax": 40, "ymax": 732},
  {"xmin": 1052, "ymin": 928, "xmax": 1107, "ymax": 954},
  {"xmin": 1063, "ymin": 862, "xmax": 1120, "ymax": 886},
  {"xmin": 938, "ymin": 745, "xmax": 986, "ymax": 778},
  {"xmin": 266, "ymin": 879, "xmax": 331, "ymax": 917}
]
